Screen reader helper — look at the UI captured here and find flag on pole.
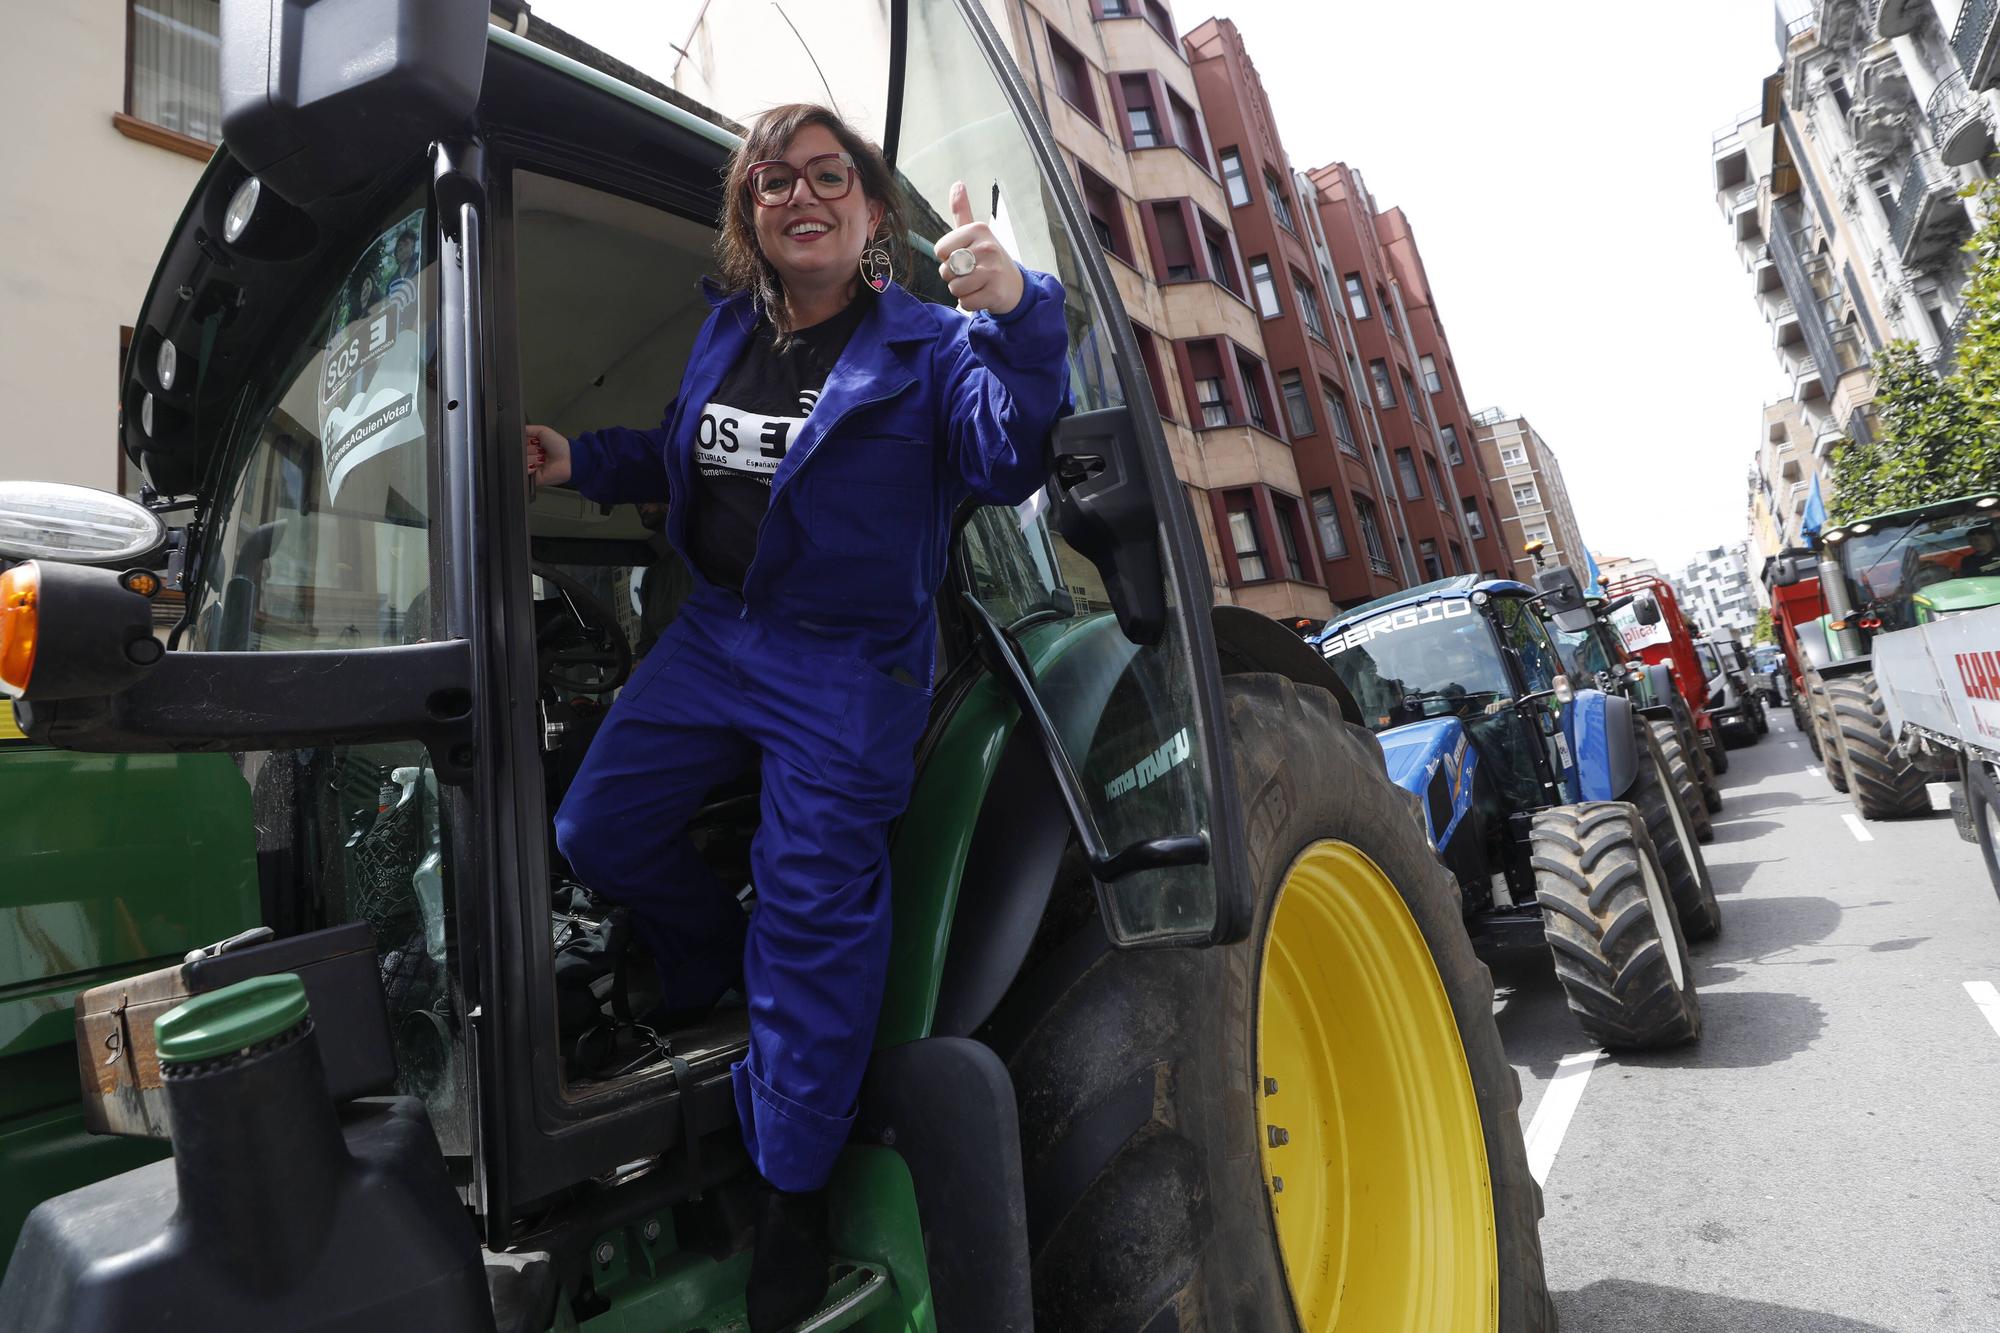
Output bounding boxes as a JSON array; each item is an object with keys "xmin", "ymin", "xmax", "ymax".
[
  {"xmin": 1801, "ymin": 472, "xmax": 1827, "ymax": 544},
  {"xmin": 1583, "ymin": 546, "xmax": 1605, "ymax": 599}
]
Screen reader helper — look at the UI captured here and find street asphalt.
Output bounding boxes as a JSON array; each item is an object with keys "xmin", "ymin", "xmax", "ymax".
[{"xmin": 1492, "ymin": 708, "xmax": 2000, "ymax": 1332}]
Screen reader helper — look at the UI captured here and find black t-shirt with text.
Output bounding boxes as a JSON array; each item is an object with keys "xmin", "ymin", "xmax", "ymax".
[{"xmin": 687, "ymin": 293, "xmax": 871, "ymax": 592}]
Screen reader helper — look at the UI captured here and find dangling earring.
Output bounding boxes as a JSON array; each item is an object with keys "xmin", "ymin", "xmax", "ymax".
[{"xmin": 859, "ymin": 225, "xmax": 893, "ymax": 292}]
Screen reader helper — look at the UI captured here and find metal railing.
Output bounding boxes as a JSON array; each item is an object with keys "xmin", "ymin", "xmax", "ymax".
[
  {"xmin": 1955, "ymin": 0, "xmax": 1999, "ymax": 83},
  {"xmin": 1888, "ymin": 149, "xmax": 1950, "ymax": 257},
  {"xmin": 1927, "ymin": 69, "xmax": 1986, "ymax": 157},
  {"xmin": 1712, "ymin": 104, "xmax": 1762, "ymax": 153},
  {"xmin": 1936, "ymin": 304, "xmax": 1973, "ymax": 372}
]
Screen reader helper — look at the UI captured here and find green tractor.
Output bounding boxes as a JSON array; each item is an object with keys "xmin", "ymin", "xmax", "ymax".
[
  {"xmin": 0, "ymin": 2, "xmax": 1553, "ymax": 1329},
  {"xmin": 1785, "ymin": 492, "xmax": 2000, "ymax": 819}
]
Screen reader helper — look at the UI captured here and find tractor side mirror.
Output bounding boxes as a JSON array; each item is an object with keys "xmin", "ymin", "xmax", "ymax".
[
  {"xmin": 1535, "ymin": 565, "xmax": 1594, "ymax": 634},
  {"xmin": 1048, "ymin": 407, "xmax": 1167, "ymax": 646},
  {"xmin": 1633, "ymin": 594, "xmax": 1662, "ymax": 627},
  {"xmin": 1766, "ymin": 553, "xmax": 1810, "ymax": 587},
  {"xmin": 220, "ymin": 0, "xmax": 488, "ymax": 207}
]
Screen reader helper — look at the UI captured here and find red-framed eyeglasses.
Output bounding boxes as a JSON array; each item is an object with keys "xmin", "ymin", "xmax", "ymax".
[{"xmin": 746, "ymin": 152, "xmax": 858, "ymax": 207}]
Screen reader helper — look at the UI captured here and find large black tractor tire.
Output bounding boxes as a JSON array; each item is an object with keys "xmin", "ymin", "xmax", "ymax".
[
  {"xmin": 985, "ymin": 674, "xmax": 1555, "ymax": 1333},
  {"xmin": 1676, "ymin": 700, "xmax": 1724, "ymax": 813},
  {"xmin": 1630, "ymin": 719, "xmax": 1721, "ymax": 938},
  {"xmin": 1704, "ymin": 728, "xmax": 1729, "ymax": 776},
  {"xmin": 1650, "ymin": 718, "xmax": 1713, "ymax": 844},
  {"xmin": 1827, "ymin": 672, "xmax": 1929, "ymax": 820},
  {"xmin": 1532, "ymin": 801, "xmax": 1702, "ymax": 1050},
  {"xmin": 1966, "ymin": 755, "xmax": 2000, "ymax": 906},
  {"xmin": 1752, "ymin": 697, "xmax": 1770, "ymax": 735},
  {"xmin": 1791, "ymin": 691, "xmax": 1818, "ymax": 755},
  {"xmin": 1807, "ymin": 678, "xmax": 1848, "ymax": 793}
]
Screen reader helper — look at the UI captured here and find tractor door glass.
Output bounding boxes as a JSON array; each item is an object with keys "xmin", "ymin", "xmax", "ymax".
[
  {"xmin": 182, "ymin": 186, "xmax": 471, "ymax": 1157},
  {"xmin": 1837, "ymin": 508, "xmax": 2000, "ymax": 630},
  {"xmin": 1493, "ymin": 596, "xmax": 1562, "ymax": 693},
  {"xmin": 904, "ymin": 0, "xmax": 1221, "ymax": 945}
]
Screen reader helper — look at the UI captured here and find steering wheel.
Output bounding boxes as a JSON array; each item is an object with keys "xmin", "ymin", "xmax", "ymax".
[{"xmin": 532, "ymin": 563, "xmax": 633, "ymax": 695}]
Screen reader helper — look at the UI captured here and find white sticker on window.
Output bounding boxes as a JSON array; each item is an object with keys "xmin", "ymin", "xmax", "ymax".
[{"xmin": 318, "ymin": 209, "xmax": 426, "ymax": 498}]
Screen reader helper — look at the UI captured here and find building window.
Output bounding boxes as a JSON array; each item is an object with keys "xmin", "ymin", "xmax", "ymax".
[
  {"xmin": 1369, "ymin": 359, "xmax": 1395, "ymax": 409},
  {"xmin": 1294, "ymin": 270, "xmax": 1328, "ymax": 342},
  {"xmin": 1355, "ymin": 495, "xmax": 1392, "ymax": 576},
  {"xmin": 1425, "ymin": 455, "xmax": 1448, "ymax": 508},
  {"xmin": 1226, "ymin": 491, "xmax": 1268, "ymax": 582},
  {"xmin": 1132, "ymin": 321, "xmax": 1174, "ymax": 421},
  {"xmin": 1421, "ymin": 353, "xmax": 1442, "ymax": 393},
  {"xmin": 1379, "ymin": 285, "xmax": 1399, "ymax": 338},
  {"xmin": 1168, "ymin": 89, "xmax": 1209, "ymax": 169},
  {"xmin": 1150, "ymin": 200, "xmax": 1197, "ymax": 280},
  {"xmin": 1321, "ymin": 380, "xmax": 1360, "ymax": 456},
  {"xmin": 1272, "ymin": 495, "xmax": 1308, "ymax": 580},
  {"xmin": 1048, "ymin": 27, "xmax": 1100, "ymax": 126},
  {"xmin": 1344, "ymin": 273, "xmax": 1369, "ymax": 319},
  {"xmin": 1279, "ymin": 369, "xmax": 1314, "ymax": 436},
  {"xmin": 1401, "ymin": 369, "xmax": 1425, "ymax": 423},
  {"xmin": 1440, "ymin": 423, "xmax": 1463, "ymax": 463},
  {"xmin": 1220, "ymin": 148, "xmax": 1251, "ymax": 207},
  {"xmin": 1077, "ymin": 164, "xmax": 1132, "ymax": 263},
  {"xmin": 1184, "ymin": 339, "xmax": 1232, "ymax": 427},
  {"xmin": 1512, "ymin": 480, "xmax": 1541, "ymax": 508},
  {"xmin": 1099, "ymin": 0, "xmax": 1130, "ymax": 14},
  {"xmin": 1395, "ymin": 448, "xmax": 1423, "ymax": 500},
  {"xmin": 1419, "ymin": 538, "xmax": 1444, "ymax": 581},
  {"xmin": 1462, "ymin": 495, "xmax": 1485, "ymax": 538},
  {"xmin": 1448, "ymin": 539, "xmax": 1467, "ymax": 573},
  {"xmin": 1311, "ymin": 489, "xmax": 1348, "ymax": 558},
  {"xmin": 1201, "ymin": 213, "xmax": 1242, "ymax": 296},
  {"xmin": 1266, "ymin": 171, "xmax": 1296, "ymax": 231},
  {"xmin": 130, "ymin": 0, "xmax": 223, "ymax": 144},
  {"xmin": 1499, "ymin": 444, "xmax": 1527, "ymax": 468},
  {"xmin": 1121, "ymin": 74, "xmax": 1162, "ymax": 148},
  {"xmin": 1524, "ymin": 523, "xmax": 1552, "ymax": 547},
  {"xmin": 1236, "ymin": 348, "xmax": 1274, "ymax": 433},
  {"xmin": 1249, "ymin": 257, "xmax": 1281, "ymax": 317},
  {"xmin": 1141, "ymin": 0, "xmax": 1176, "ymax": 42}
]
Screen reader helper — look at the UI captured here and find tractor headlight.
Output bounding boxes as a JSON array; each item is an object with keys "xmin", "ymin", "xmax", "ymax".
[
  {"xmin": 223, "ymin": 175, "xmax": 261, "ymax": 245},
  {"xmin": 155, "ymin": 338, "xmax": 177, "ymax": 392}
]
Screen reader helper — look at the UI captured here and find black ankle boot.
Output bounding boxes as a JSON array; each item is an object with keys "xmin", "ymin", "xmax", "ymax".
[{"xmin": 746, "ymin": 1185, "xmax": 830, "ymax": 1333}]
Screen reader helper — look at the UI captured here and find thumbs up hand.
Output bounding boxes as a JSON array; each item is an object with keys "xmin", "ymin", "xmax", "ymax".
[{"xmin": 933, "ymin": 180, "xmax": 1025, "ymax": 317}]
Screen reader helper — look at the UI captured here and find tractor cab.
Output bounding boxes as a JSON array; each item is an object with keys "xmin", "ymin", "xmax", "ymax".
[
  {"xmin": 1818, "ymin": 494, "xmax": 2000, "ymax": 652},
  {"xmin": 1319, "ymin": 578, "xmax": 1582, "ymax": 905}
]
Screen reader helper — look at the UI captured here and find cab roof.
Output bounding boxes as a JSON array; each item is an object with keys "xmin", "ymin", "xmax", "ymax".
[
  {"xmin": 1826, "ymin": 492, "xmax": 2000, "ymax": 535},
  {"xmin": 1327, "ymin": 575, "xmax": 1536, "ymax": 632}
]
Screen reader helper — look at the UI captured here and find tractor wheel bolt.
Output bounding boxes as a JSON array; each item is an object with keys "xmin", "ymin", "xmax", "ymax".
[
  {"xmin": 1267, "ymin": 1125, "xmax": 1289, "ymax": 1147},
  {"xmin": 594, "ymin": 1241, "xmax": 615, "ymax": 1266}
]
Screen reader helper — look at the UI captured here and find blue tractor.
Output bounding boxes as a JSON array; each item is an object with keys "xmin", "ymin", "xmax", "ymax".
[{"xmin": 1317, "ymin": 576, "xmax": 1720, "ymax": 1049}]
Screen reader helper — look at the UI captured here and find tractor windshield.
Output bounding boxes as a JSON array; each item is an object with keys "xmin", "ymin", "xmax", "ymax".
[
  {"xmin": 1551, "ymin": 621, "xmax": 1617, "ymax": 678},
  {"xmin": 1835, "ymin": 507, "xmax": 2000, "ymax": 630},
  {"xmin": 1322, "ymin": 600, "xmax": 1508, "ymax": 732}
]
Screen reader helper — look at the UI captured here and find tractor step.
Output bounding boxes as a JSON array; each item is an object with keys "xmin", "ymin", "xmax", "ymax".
[{"xmin": 792, "ymin": 1262, "xmax": 893, "ymax": 1331}]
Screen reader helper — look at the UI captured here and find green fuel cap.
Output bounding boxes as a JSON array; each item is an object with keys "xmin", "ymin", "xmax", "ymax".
[{"xmin": 156, "ymin": 973, "xmax": 310, "ymax": 1064}]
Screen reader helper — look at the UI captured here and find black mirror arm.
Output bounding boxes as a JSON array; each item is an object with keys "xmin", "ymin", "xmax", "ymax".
[{"xmin": 959, "ymin": 591, "xmax": 1208, "ymax": 883}]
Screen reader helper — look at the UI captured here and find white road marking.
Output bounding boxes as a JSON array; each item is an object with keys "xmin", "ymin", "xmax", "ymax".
[
  {"xmin": 1525, "ymin": 1049, "xmax": 1604, "ymax": 1186},
  {"xmin": 1787, "ymin": 740, "xmax": 1800, "ymax": 749},
  {"xmin": 1842, "ymin": 813, "xmax": 1875, "ymax": 842},
  {"xmin": 1963, "ymin": 981, "xmax": 2000, "ymax": 1040},
  {"xmin": 1807, "ymin": 765, "xmax": 1823, "ymax": 778}
]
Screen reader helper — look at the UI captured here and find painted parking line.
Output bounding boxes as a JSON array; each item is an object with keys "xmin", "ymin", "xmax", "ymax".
[
  {"xmin": 1524, "ymin": 1048, "xmax": 1604, "ymax": 1186},
  {"xmin": 1842, "ymin": 813, "xmax": 1875, "ymax": 843},
  {"xmin": 1787, "ymin": 740, "xmax": 1800, "ymax": 749},
  {"xmin": 1807, "ymin": 765, "xmax": 1824, "ymax": 778},
  {"xmin": 1964, "ymin": 981, "xmax": 2000, "ymax": 1039}
]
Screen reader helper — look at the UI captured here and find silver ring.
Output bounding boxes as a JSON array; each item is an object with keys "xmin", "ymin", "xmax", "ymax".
[{"xmin": 947, "ymin": 247, "xmax": 977, "ymax": 277}]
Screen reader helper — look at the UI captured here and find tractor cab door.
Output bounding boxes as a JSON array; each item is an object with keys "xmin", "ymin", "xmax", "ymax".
[{"xmin": 1488, "ymin": 594, "xmax": 1573, "ymax": 806}]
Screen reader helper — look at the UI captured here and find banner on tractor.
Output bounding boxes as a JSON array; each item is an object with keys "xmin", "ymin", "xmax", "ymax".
[{"xmin": 317, "ymin": 209, "xmax": 427, "ymax": 499}]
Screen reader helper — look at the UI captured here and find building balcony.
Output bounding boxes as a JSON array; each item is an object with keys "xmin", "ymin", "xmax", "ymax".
[
  {"xmin": 1957, "ymin": 0, "xmax": 2000, "ymax": 89},
  {"xmin": 1874, "ymin": 0, "xmax": 1927, "ymax": 38},
  {"xmin": 1771, "ymin": 297, "xmax": 1801, "ymax": 345},
  {"xmin": 1928, "ymin": 70, "xmax": 1996, "ymax": 165},
  {"xmin": 1888, "ymin": 149, "xmax": 1969, "ymax": 267},
  {"xmin": 1936, "ymin": 303, "xmax": 1972, "ymax": 372},
  {"xmin": 1790, "ymin": 352, "xmax": 1824, "ymax": 402},
  {"xmin": 1730, "ymin": 184, "xmax": 1763, "ymax": 241}
]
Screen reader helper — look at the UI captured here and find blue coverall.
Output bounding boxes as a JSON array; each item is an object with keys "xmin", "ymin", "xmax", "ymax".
[{"xmin": 554, "ymin": 269, "xmax": 1071, "ymax": 1191}]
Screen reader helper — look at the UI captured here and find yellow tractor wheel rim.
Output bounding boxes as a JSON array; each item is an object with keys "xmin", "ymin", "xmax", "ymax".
[{"xmin": 1257, "ymin": 841, "xmax": 1498, "ymax": 1331}]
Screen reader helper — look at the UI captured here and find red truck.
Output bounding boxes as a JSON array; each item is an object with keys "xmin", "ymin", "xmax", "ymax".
[
  {"xmin": 1605, "ymin": 574, "xmax": 1732, "ymax": 776},
  {"xmin": 1762, "ymin": 548, "xmax": 1831, "ymax": 755}
]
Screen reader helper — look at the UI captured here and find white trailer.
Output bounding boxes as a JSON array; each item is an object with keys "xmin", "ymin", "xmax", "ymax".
[{"xmin": 1875, "ymin": 606, "xmax": 2000, "ymax": 896}]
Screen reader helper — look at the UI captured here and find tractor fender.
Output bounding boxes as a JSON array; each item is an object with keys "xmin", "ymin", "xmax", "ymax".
[
  {"xmin": 1211, "ymin": 605, "xmax": 1362, "ymax": 725},
  {"xmin": 1572, "ymin": 689, "xmax": 1639, "ymax": 801},
  {"xmin": 1640, "ymin": 662, "xmax": 1675, "ymax": 712}
]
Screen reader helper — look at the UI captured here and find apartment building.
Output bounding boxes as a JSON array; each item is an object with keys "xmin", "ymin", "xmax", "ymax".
[
  {"xmin": 961, "ymin": 1, "xmax": 1331, "ymax": 620},
  {"xmin": 1678, "ymin": 542, "xmax": 1760, "ymax": 640},
  {"xmin": 1748, "ymin": 397, "xmax": 1818, "ymax": 594},
  {"xmin": 1306, "ymin": 161, "xmax": 1501, "ymax": 591},
  {"xmin": 1471, "ymin": 409, "xmax": 1589, "ymax": 581},
  {"xmin": 1596, "ymin": 553, "xmax": 1665, "ymax": 585}
]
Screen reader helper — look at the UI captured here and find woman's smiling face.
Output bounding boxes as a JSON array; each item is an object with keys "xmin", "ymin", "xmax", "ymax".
[{"xmin": 751, "ymin": 123, "xmax": 884, "ymax": 297}]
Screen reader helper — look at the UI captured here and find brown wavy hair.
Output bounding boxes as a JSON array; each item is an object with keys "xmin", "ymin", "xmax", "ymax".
[{"xmin": 717, "ymin": 103, "xmax": 909, "ymax": 336}]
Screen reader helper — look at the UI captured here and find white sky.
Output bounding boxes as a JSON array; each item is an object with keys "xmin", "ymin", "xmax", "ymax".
[{"xmin": 530, "ymin": 0, "xmax": 1792, "ymax": 574}]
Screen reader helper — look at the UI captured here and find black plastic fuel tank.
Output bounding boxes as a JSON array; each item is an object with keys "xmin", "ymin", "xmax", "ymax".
[{"xmin": 0, "ymin": 973, "xmax": 493, "ymax": 1331}]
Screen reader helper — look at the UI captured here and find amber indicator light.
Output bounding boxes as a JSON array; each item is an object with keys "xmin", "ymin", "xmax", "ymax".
[
  {"xmin": 120, "ymin": 569, "xmax": 161, "ymax": 599},
  {"xmin": 0, "ymin": 563, "xmax": 40, "ymax": 698}
]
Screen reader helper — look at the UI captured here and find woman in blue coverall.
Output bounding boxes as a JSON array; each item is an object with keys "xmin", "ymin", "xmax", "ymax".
[{"xmin": 524, "ymin": 103, "xmax": 1069, "ymax": 1329}]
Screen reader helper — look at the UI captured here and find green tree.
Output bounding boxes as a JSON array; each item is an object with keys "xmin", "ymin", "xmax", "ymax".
[
  {"xmin": 1831, "ymin": 177, "xmax": 2000, "ymax": 521},
  {"xmin": 1752, "ymin": 608, "xmax": 1774, "ymax": 645}
]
